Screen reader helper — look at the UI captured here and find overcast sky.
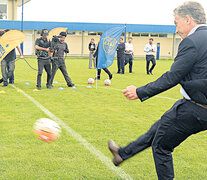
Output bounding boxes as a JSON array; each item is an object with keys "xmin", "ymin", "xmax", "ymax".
[{"xmin": 17, "ymin": 0, "xmax": 207, "ymax": 25}]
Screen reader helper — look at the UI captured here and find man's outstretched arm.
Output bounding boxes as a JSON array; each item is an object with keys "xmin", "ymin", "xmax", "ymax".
[{"xmin": 123, "ymin": 38, "xmax": 198, "ymax": 101}]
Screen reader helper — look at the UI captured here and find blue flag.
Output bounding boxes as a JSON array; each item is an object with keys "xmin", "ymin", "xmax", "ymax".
[{"xmin": 97, "ymin": 26, "xmax": 125, "ymax": 69}]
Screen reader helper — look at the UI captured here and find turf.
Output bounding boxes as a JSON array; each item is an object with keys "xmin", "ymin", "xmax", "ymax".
[{"xmin": 0, "ymin": 57, "xmax": 206, "ymax": 179}]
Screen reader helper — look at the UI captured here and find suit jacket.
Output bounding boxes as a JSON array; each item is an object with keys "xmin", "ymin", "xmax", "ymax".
[
  {"xmin": 93, "ymin": 43, "xmax": 99, "ymax": 65},
  {"xmin": 137, "ymin": 26, "xmax": 207, "ymax": 105}
]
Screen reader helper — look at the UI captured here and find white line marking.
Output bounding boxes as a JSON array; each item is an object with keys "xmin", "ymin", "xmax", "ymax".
[
  {"xmin": 11, "ymin": 84, "xmax": 133, "ymax": 180},
  {"xmin": 15, "ymin": 79, "xmax": 179, "ymax": 101}
]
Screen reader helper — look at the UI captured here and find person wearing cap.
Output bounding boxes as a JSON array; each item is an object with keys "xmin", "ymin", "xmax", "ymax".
[
  {"xmin": 88, "ymin": 38, "xmax": 96, "ymax": 69},
  {"xmin": 144, "ymin": 38, "xmax": 157, "ymax": 75},
  {"xmin": 50, "ymin": 32, "xmax": 75, "ymax": 87},
  {"xmin": 0, "ymin": 29, "xmax": 23, "ymax": 87},
  {"xmin": 35, "ymin": 28, "xmax": 52, "ymax": 90},
  {"xmin": 124, "ymin": 37, "xmax": 134, "ymax": 73}
]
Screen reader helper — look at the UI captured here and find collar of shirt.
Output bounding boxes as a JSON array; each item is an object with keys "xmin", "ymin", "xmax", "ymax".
[{"xmin": 187, "ymin": 24, "xmax": 207, "ymax": 37}]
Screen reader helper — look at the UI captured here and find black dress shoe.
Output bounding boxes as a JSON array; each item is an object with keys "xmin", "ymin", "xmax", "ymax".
[
  {"xmin": 0, "ymin": 78, "xmax": 3, "ymax": 83},
  {"xmin": 37, "ymin": 86, "xmax": 41, "ymax": 90},
  {"xmin": 108, "ymin": 140, "xmax": 123, "ymax": 166},
  {"xmin": 68, "ymin": 83, "xmax": 75, "ymax": 87},
  {"xmin": 150, "ymin": 71, "xmax": 154, "ymax": 75},
  {"xmin": 2, "ymin": 84, "xmax": 8, "ymax": 87}
]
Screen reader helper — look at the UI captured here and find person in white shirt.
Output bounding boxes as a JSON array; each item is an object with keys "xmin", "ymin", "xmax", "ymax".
[
  {"xmin": 124, "ymin": 37, "xmax": 134, "ymax": 73},
  {"xmin": 144, "ymin": 38, "xmax": 157, "ymax": 75}
]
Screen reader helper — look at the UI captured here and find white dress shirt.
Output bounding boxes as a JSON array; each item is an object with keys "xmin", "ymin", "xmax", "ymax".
[
  {"xmin": 144, "ymin": 43, "xmax": 157, "ymax": 55},
  {"xmin": 180, "ymin": 24, "xmax": 207, "ymax": 100},
  {"xmin": 125, "ymin": 42, "xmax": 134, "ymax": 55}
]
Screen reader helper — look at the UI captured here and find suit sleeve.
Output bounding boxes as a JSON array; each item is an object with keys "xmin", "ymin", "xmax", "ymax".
[
  {"xmin": 93, "ymin": 45, "xmax": 99, "ymax": 58},
  {"xmin": 88, "ymin": 43, "xmax": 91, "ymax": 50},
  {"xmin": 136, "ymin": 38, "xmax": 198, "ymax": 102}
]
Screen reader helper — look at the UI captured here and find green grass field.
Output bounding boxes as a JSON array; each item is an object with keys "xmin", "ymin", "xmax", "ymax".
[{"xmin": 0, "ymin": 57, "xmax": 206, "ymax": 179}]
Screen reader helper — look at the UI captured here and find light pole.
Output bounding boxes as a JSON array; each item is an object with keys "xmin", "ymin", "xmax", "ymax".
[{"xmin": 20, "ymin": 0, "xmax": 24, "ymax": 54}]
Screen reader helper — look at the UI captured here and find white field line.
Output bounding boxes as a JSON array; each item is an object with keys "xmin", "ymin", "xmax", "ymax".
[
  {"xmin": 11, "ymin": 84, "xmax": 133, "ymax": 180},
  {"xmin": 15, "ymin": 78, "xmax": 179, "ymax": 101}
]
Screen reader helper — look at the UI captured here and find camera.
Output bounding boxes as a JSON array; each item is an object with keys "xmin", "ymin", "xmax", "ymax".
[{"xmin": 52, "ymin": 35, "xmax": 61, "ymax": 43}]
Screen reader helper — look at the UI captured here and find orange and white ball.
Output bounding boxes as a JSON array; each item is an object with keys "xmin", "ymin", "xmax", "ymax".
[
  {"xmin": 104, "ymin": 79, "xmax": 111, "ymax": 86},
  {"xmin": 88, "ymin": 78, "xmax": 95, "ymax": 84},
  {"xmin": 34, "ymin": 118, "xmax": 61, "ymax": 142}
]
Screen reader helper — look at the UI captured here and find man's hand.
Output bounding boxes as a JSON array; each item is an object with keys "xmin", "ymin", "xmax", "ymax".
[
  {"xmin": 20, "ymin": 55, "xmax": 24, "ymax": 59},
  {"xmin": 92, "ymin": 56, "xmax": 95, "ymax": 60},
  {"xmin": 122, "ymin": 85, "xmax": 139, "ymax": 100}
]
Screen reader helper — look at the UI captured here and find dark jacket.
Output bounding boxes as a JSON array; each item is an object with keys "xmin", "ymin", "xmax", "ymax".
[
  {"xmin": 93, "ymin": 43, "xmax": 99, "ymax": 64},
  {"xmin": 35, "ymin": 37, "xmax": 51, "ymax": 60},
  {"xmin": 89, "ymin": 42, "xmax": 96, "ymax": 51},
  {"xmin": 136, "ymin": 26, "xmax": 207, "ymax": 105},
  {"xmin": 117, "ymin": 43, "xmax": 125, "ymax": 57}
]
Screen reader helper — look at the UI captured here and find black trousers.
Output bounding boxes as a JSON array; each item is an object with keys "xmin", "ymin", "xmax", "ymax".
[
  {"xmin": 1, "ymin": 59, "xmax": 15, "ymax": 86},
  {"xmin": 7, "ymin": 64, "xmax": 14, "ymax": 83},
  {"xmin": 117, "ymin": 55, "xmax": 125, "ymax": 73},
  {"xmin": 146, "ymin": 55, "xmax": 156, "ymax": 74},
  {"xmin": 125, "ymin": 54, "xmax": 133, "ymax": 73},
  {"xmin": 51, "ymin": 61, "xmax": 73, "ymax": 86},
  {"xmin": 37, "ymin": 59, "xmax": 52, "ymax": 88},
  {"xmin": 118, "ymin": 99, "xmax": 207, "ymax": 180},
  {"xmin": 97, "ymin": 68, "xmax": 112, "ymax": 79}
]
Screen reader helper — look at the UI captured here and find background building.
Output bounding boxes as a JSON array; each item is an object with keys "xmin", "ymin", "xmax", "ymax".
[
  {"xmin": 0, "ymin": 0, "xmax": 30, "ymax": 20},
  {"xmin": 0, "ymin": 0, "xmax": 181, "ymax": 58},
  {"xmin": 0, "ymin": 20, "xmax": 181, "ymax": 58}
]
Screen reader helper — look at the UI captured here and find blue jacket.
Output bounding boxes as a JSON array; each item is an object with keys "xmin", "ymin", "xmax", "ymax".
[{"xmin": 137, "ymin": 26, "xmax": 207, "ymax": 105}]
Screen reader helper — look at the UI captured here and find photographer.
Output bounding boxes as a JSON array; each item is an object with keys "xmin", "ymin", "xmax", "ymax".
[
  {"xmin": 35, "ymin": 28, "xmax": 52, "ymax": 90},
  {"xmin": 50, "ymin": 32, "xmax": 75, "ymax": 87}
]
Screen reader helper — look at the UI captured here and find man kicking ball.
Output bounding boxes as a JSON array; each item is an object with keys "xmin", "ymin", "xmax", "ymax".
[{"xmin": 108, "ymin": 1, "xmax": 207, "ymax": 179}]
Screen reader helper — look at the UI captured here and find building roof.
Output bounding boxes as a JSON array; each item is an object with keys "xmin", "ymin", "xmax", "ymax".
[{"xmin": 0, "ymin": 20, "xmax": 176, "ymax": 34}]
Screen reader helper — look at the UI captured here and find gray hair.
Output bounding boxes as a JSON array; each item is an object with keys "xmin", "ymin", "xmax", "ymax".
[{"xmin": 174, "ymin": 1, "xmax": 206, "ymax": 24}]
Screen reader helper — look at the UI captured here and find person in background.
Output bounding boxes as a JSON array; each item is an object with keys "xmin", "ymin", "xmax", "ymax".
[
  {"xmin": 116, "ymin": 38, "xmax": 125, "ymax": 74},
  {"xmin": 88, "ymin": 38, "xmax": 96, "ymax": 69},
  {"xmin": 92, "ymin": 43, "xmax": 112, "ymax": 80},
  {"xmin": 50, "ymin": 32, "xmax": 75, "ymax": 87},
  {"xmin": 0, "ymin": 29, "xmax": 24, "ymax": 87},
  {"xmin": 35, "ymin": 28, "xmax": 52, "ymax": 90},
  {"xmin": 144, "ymin": 38, "xmax": 157, "ymax": 75},
  {"xmin": 124, "ymin": 37, "xmax": 134, "ymax": 73}
]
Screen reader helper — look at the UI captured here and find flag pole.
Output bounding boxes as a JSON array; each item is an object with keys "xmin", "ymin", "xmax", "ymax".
[
  {"xmin": 20, "ymin": 0, "xmax": 24, "ymax": 54},
  {"xmin": 124, "ymin": 23, "xmax": 127, "ymax": 43}
]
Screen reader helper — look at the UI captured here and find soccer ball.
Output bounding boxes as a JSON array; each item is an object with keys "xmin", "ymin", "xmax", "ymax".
[
  {"xmin": 34, "ymin": 118, "xmax": 61, "ymax": 142},
  {"xmin": 88, "ymin": 78, "xmax": 95, "ymax": 84},
  {"xmin": 104, "ymin": 79, "xmax": 111, "ymax": 86}
]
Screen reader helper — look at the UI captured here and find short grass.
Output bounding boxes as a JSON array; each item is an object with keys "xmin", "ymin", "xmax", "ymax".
[{"xmin": 0, "ymin": 57, "xmax": 206, "ymax": 179}]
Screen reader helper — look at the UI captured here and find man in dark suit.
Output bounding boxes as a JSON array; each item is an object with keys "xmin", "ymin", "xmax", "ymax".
[
  {"xmin": 116, "ymin": 37, "xmax": 125, "ymax": 74},
  {"xmin": 108, "ymin": 2, "xmax": 207, "ymax": 179}
]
